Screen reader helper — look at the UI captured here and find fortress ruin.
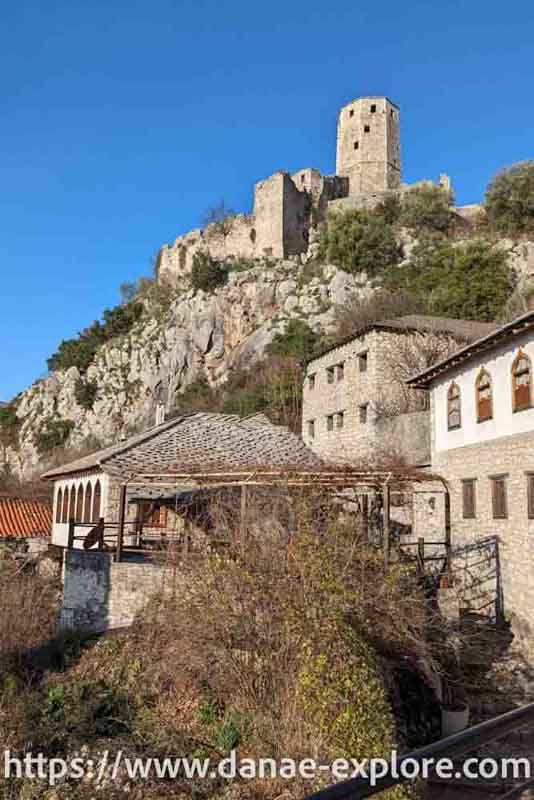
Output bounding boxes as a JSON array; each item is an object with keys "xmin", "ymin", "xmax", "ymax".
[{"xmin": 157, "ymin": 96, "xmax": 449, "ymax": 280}]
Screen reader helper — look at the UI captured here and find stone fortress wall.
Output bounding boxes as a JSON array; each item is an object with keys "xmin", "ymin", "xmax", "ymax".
[{"xmin": 157, "ymin": 95, "xmax": 451, "ymax": 283}]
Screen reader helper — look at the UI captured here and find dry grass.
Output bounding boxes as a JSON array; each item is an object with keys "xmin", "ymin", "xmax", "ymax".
[{"xmin": 0, "ymin": 487, "xmax": 462, "ymax": 799}]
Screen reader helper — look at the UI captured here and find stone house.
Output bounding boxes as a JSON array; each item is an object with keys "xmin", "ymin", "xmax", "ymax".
[
  {"xmin": 42, "ymin": 411, "xmax": 320, "ymax": 633},
  {"xmin": 407, "ymin": 310, "xmax": 534, "ymax": 646},
  {"xmin": 301, "ymin": 315, "xmax": 495, "ymax": 467},
  {"xmin": 42, "ymin": 411, "xmax": 320, "ymax": 550}
]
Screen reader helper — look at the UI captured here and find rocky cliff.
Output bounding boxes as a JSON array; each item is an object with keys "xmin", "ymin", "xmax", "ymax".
[
  {"xmin": 6, "ymin": 260, "xmax": 367, "ymax": 477},
  {"xmin": 6, "ymin": 229, "xmax": 534, "ymax": 479}
]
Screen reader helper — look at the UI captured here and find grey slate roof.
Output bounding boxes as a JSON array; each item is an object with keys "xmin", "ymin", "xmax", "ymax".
[
  {"xmin": 407, "ymin": 310, "xmax": 534, "ymax": 388},
  {"xmin": 42, "ymin": 412, "xmax": 321, "ymax": 480},
  {"xmin": 369, "ymin": 315, "xmax": 497, "ymax": 340},
  {"xmin": 309, "ymin": 315, "xmax": 498, "ymax": 364}
]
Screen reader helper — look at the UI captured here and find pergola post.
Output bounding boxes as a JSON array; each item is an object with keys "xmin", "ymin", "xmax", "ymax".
[
  {"xmin": 182, "ymin": 519, "xmax": 190, "ymax": 560},
  {"xmin": 444, "ymin": 487, "xmax": 452, "ymax": 575},
  {"xmin": 383, "ymin": 483, "xmax": 391, "ymax": 570},
  {"xmin": 67, "ymin": 518, "xmax": 75, "ymax": 549},
  {"xmin": 116, "ymin": 484, "xmax": 127, "ymax": 563},
  {"xmin": 240, "ymin": 484, "xmax": 248, "ymax": 557}
]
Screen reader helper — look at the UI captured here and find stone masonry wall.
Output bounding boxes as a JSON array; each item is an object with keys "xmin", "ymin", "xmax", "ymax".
[
  {"xmin": 60, "ymin": 549, "xmax": 181, "ymax": 633},
  {"xmin": 302, "ymin": 330, "xmax": 430, "ymax": 465},
  {"xmin": 432, "ymin": 423, "xmax": 534, "ymax": 650},
  {"xmin": 157, "ymin": 213, "xmax": 257, "ymax": 279},
  {"xmin": 336, "ymin": 97, "xmax": 401, "ymax": 195},
  {"xmin": 375, "ymin": 411, "xmax": 430, "ymax": 467}
]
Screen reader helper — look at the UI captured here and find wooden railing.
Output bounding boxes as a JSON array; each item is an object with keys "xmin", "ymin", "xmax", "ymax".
[
  {"xmin": 66, "ymin": 517, "xmax": 183, "ymax": 562},
  {"xmin": 304, "ymin": 702, "xmax": 534, "ymax": 799}
]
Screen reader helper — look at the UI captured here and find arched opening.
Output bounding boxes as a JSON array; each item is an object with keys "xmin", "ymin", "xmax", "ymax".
[
  {"xmin": 84, "ymin": 483, "xmax": 93, "ymax": 522},
  {"xmin": 476, "ymin": 369, "xmax": 493, "ymax": 423},
  {"xmin": 447, "ymin": 382, "xmax": 461, "ymax": 430},
  {"xmin": 68, "ymin": 486, "xmax": 76, "ymax": 521},
  {"xmin": 512, "ymin": 349, "xmax": 532, "ymax": 412},
  {"xmin": 62, "ymin": 487, "xmax": 69, "ymax": 523},
  {"xmin": 76, "ymin": 483, "xmax": 84, "ymax": 522},
  {"xmin": 92, "ymin": 480, "xmax": 102, "ymax": 522},
  {"xmin": 55, "ymin": 488, "xmax": 63, "ymax": 524}
]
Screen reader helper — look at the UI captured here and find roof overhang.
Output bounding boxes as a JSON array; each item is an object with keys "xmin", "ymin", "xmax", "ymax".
[{"xmin": 407, "ymin": 311, "xmax": 534, "ymax": 389}]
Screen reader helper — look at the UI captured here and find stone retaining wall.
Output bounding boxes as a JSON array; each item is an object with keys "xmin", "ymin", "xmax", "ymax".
[{"xmin": 60, "ymin": 550, "xmax": 180, "ymax": 633}]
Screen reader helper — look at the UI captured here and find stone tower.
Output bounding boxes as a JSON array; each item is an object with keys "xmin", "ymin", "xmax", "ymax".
[{"xmin": 336, "ymin": 96, "xmax": 401, "ymax": 195}]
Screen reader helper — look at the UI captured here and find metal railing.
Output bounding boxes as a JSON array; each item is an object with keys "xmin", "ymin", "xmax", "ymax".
[{"xmin": 304, "ymin": 702, "xmax": 534, "ymax": 799}]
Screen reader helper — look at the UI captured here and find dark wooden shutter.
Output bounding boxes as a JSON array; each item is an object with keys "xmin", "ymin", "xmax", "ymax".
[
  {"xmin": 528, "ymin": 475, "xmax": 534, "ymax": 520},
  {"xmin": 492, "ymin": 478, "xmax": 508, "ymax": 519},
  {"xmin": 462, "ymin": 480, "xmax": 476, "ymax": 519},
  {"xmin": 515, "ymin": 379, "xmax": 531, "ymax": 412},
  {"xmin": 478, "ymin": 394, "xmax": 492, "ymax": 422}
]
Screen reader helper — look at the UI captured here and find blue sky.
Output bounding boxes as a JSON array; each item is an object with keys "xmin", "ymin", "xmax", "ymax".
[{"xmin": 2, "ymin": 0, "xmax": 534, "ymax": 400}]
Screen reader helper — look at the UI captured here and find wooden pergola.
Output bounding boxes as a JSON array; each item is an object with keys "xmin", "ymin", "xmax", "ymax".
[{"xmin": 112, "ymin": 466, "xmax": 451, "ymax": 570}]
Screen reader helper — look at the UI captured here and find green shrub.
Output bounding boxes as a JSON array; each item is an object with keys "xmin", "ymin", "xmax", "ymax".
[
  {"xmin": 74, "ymin": 378, "xmax": 98, "ymax": 410},
  {"xmin": 227, "ymin": 258, "xmax": 256, "ymax": 273},
  {"xmin": 222, "ymin": 389, "xmax": 268, "ymax": 417},
  {"xmin": 191, "ymin": 252, "xmax": 229, "ymax": 292},
  {"xmin": 375, "ymin": 193, "xmax": 402, "ymax": 225},
  {"xmin": 35, "ymin": 418, "xmax": 75, "ymax": 454},
  {"xmin": 399, "ymin": 185, "xmax": 453, "ymax": 234},
  {"xmin": 121, "ymin": 275, "xmax": 177, "ymax": 315},
  {"xmin": 173, "ymin": 378, "xmax": 218, "ymax": 414},
  {"xmin": 319, "ymin": 210, "xmax": 400, "ymax": 276},
  {"xmin": 47, "ymin": 302, "xmax": 143, "ymax": 374},
  {"xmin": 385, "ymin": 238, "xmax": 512, "ymax": 321},
  {"xmin": 267, "ymin": 319, "xmax": 321, "ymax": 362},
  {"xmin": 485, "ymin": 161, "xmax": 534, "ymax": 235}
]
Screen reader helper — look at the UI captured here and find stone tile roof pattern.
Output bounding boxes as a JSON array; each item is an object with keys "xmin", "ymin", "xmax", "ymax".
[
  {"xmin": 0, "ymin": 497, "xmax": 52, "ymax": 539},
  {"xmin": 309, "ymin": 315, "xmax": 498, "ymax": 364},
  {"xmin": 42, "ymin": 413, "xmax": 322, "ymax": 480}
]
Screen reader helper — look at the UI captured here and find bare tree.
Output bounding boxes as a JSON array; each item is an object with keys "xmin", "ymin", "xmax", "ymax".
[
  {"xmin": 201, "ymin": 199, "xmax": 236, "ymax": 238},
  {"xmin": 373, "ymin": 331, "xmax": 465, "ymax": 419},
  {"xmin": 330, "ymin": 289, "xmax": 426, "ymax": 345}
]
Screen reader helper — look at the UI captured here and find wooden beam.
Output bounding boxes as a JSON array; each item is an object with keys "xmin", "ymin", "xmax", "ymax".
[
  {"xmin": 240, "ymin": 484, "xmax": 248, "ymax": 557},
  {"xmin": 116, "ymin": 484, "xmax": 127, "ymax": 563},
  {"xmin": 383, "ymin": 484, "xmax": 391, "ymax": 570},
  {"xmin": 67, "ymin": 518, "xmax": 75, "ymax": 549}
]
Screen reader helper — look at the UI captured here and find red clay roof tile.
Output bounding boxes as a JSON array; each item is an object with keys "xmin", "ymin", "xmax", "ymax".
[{"xmin": 0, "ymin": 497, "xmax": 52, "ymax": 539}]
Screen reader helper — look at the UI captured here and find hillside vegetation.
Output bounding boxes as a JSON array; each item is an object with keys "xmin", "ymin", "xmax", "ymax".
[{"xmin": 2, "ymin": 162, "xmax": 534, "ymax": 480}]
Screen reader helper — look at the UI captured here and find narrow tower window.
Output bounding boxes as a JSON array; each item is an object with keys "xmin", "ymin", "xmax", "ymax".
[
  {"xmin": 370, "ymin": 104, "xmax": 377, "ymax": 113},
  {"xmin": 354, "ymin": 141, "xmax": 359, "ymax": 150},
  {"xmin": 364, "ymin": 125, "xmax": 370, "ymax": 133}
]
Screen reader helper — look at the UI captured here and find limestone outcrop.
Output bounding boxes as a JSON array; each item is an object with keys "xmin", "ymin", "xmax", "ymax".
[{"xmin": 7, "ymin": 261, "xmax": 372, "ymax": 477}]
